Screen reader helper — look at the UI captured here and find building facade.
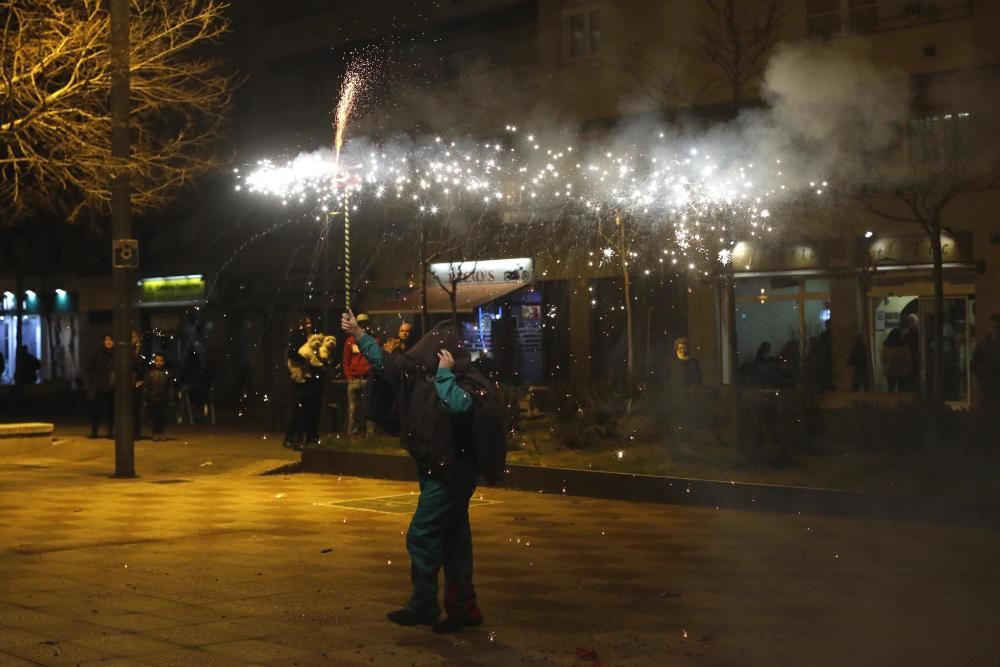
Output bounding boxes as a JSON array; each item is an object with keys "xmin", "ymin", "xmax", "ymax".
[{"xmin": 130, "ymin": 0, "xmax": 1000, "ymax": 410}]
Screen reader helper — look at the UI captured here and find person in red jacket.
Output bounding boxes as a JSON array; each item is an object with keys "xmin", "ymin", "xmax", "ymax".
[{"xmin": 343, "ymin": 312, "xmax": 374, "ymax": 435}]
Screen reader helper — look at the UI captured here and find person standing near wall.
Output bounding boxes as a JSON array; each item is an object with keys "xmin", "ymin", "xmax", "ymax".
[
  {"xmin": 343, "ymin": 312, "xmax": 374, "ymax": 436},
  {"xmin": 881, "ymin": 327, "xmax": 911, "ymax": 393},
  {"xmin": 14, "ymin": 345, "xmax": 40, "ymax": 385},
  {"xmin": 285, "ymin": 316, "xmax": 314, "ymax": 449},
  {"xmin": 131, "ymin": 330, "xmax": 147, "ymax": 439},
  {"xmin": 86, "ymin": 334, "xmax": 115, "ymax": 439},
  {"xmin": 970, "ymin": 313, "xmax": 1000, "ymax": 441},
  {"xmin": 144, "ymin": 353, "xmax": 171, "ymax": 441}
]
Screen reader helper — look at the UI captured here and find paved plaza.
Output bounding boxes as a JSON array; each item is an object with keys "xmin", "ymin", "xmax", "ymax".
[{"xmin": 0, "ymin": 426, "xmax": 998, "ymax": 666}]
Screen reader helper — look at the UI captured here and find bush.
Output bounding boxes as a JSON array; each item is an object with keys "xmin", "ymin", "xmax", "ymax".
[
  {"xmin": 549, "ymin": 391, "xmax": 626, "ymax": 449},
  {"xmin": 736, "ymin": 389, "xmax": 822, "ymax": 465}
]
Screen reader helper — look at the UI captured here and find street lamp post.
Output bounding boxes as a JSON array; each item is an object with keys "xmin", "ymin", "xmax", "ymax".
[{"xmin": 110, "ymin": 0, "xmax": 136, "ymax": 478}]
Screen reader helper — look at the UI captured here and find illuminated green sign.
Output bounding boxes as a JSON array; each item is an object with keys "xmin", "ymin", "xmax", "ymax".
[{"xmin": 138, "ymin": 275, "xmax": 206, "ymax": 305}]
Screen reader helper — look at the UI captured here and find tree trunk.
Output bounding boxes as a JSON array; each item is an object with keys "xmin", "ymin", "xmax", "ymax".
[
  {"xmin": 618, "ymin": 213, "xmax": 635, "ymax": 393},
  {"xmin": 449, "ymin": 279, "xmax": 459, "ymax": 328},
  {"xmin": 719, "ymin": 264, "xmax": 738, "ymax": 384},
  {"xmin": 622, "ymin": 259, "xmax": 635, "ymax": 392},
  {"xmin": 856, "ymin": 264, "xmax": 875, "ymax": 391},
  {"xmin": 930, "ymin": 222, "xmax": 945, "ymax": 411},
  {"xmin": 719, "ymin": 262, "xmax": 743, "ymax": 448}
]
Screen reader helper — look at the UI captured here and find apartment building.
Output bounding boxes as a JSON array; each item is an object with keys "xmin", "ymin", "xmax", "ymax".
[{"xmin": 222, "ymin": 0, "xmax": 999, "ymax": 404}]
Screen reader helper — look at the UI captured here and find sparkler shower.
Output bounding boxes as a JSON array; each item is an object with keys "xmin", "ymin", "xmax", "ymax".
[
  {"xmin": 332, "ymin": 61, "xmax": 366, "ymax": 309},
  {"xmin": 240, "ymin": 126, "xmax": 821, "ymax": 275},
  {"xmin": 238, "ymin": 43, "xmax": 911, "ymax": 279}
]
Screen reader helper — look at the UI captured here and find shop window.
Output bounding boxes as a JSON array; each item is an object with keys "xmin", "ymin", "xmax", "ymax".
[
  {"xmin": 563, "ymin": 7, "xmax": 601, "ymax": 61},
  {"xmin": 872, "ymin": 294, "xmax": 972, "ymax": 402},
  {"xmin": 0, "ymin": 314, "xmax": 42, "ymax": 384},
  {"xmin": 735, "ymin": 277, "xmax": 831, "ymax": 388}
]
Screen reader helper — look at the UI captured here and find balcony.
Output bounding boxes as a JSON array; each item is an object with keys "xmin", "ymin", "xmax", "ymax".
[{"xmin": 807, "ymin": 0, "xmax": 973, "ymax": 38}]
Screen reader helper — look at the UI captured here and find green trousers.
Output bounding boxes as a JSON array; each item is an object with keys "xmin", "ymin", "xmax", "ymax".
[{"xmin": 405, "ymin": 456, "xmax": 480, "ymax": 620}]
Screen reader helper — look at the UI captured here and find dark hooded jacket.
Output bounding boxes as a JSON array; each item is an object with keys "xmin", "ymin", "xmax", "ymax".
[{"xmin": 361, "ymin": 321, "xmax": 506, "ymax": 482}]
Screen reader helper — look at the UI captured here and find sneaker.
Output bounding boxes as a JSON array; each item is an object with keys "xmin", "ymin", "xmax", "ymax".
[
  {"xmin": 432, "ymin": 614, "xmax": 483, "ymax": 634},
  {"xmin": 386, "ymin": 608, "xmax": 437, "ymax": 627}
]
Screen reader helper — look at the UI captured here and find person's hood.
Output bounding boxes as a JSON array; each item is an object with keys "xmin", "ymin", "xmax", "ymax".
[{"xmin": 405, "ymin": 321, "xmax": 470, "ymax": 372}]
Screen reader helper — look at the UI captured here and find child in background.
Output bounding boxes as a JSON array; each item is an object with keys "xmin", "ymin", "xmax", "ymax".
[{"xmin": 144, "ymin": 354, "xmax": 172, "ymax": 441}]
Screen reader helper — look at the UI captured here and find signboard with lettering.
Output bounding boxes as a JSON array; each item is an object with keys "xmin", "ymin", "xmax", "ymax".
[
  {"xmin": 731, "ymin": 242, "xmax": 827, "ymax": 272},
  {"xmin": 137, "ymin": 275, "xmax": 206, "ymax": 306},
  {"xmin": 429, "ymin": 258, "xmax": 532, "ymax": 285},
  {"xmin": 867, "ymin": 232, "xmax": 971, "ymax": 265}
]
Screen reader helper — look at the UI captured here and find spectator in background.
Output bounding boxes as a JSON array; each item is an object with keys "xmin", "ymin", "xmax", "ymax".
[
  {"xmin": 848, "ymin": 335, "xmax": 870, "ymax": 392},
  {"xmin": 131, "ymin": 330, "xmax": 147, "ymax": 439},
  {"xmin": 290, "ymin": 331, "xmax": 330, "ymax": 447},
  {"xmin": 807, "ymin": 319, "xmax": 833, "ymax": 390},
  {"xmin": 970, "ymin": 313, "xmax": 1000, "ymax": 441},
  {"xmin": 343, "ymin": 312, "xmax": 374, "ymax": 436},
  {"xmin": 473, "ymin": 349, "xmax": 499, "ymax": 383},
  {"xmin": 901, "ymin": 313, "xmax": 921, "ymax": 392},
  {"xmin": 285, "ymin": 316, "xmax": 314, "ymax": 449},
  {"xmin": 14, "ymin": 345, "xmax": 40, "ymax": 385},
  {"xmin": 752, "ymin": 341, "xmax": 776, "ymax": 388},
  {"xmin": 881, "ymin": 327, "xmax": 911, "ymax": 392},
  {"xmin": 667, "ymin": 337, "xmax": 702, "ymax": 389},
  {"xmin": 86, "ymin": 334, "xmax": 115, "ymax": 439},
  {"xmin": 384, "ymin": 321, "xmax": 414, "ymax": 355},
  {"xmin": 144, "ymin": 353, "xmax": 172, "ymax": 441},
  {"xmin": 664, "ymin": 337, "xmax": 702, "ymax": 434}
]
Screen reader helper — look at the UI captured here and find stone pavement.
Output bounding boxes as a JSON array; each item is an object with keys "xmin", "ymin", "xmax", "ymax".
[{"xmin": 0, "ymin": 424, "xmax": 998, "ymax": 666}]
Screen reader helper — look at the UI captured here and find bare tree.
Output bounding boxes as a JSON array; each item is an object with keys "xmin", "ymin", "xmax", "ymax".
[
  {"xmin": 613, "ymin": 0, "xmax": 787, "ymax": 115},
  {"xmin": 696, "ymin": 0, "xmax": 788, "ymax": 113},
  {"xmin": 853, "ymin": 129, "xmax": 1000, "ymax": 408},
  {"xmin": 595, "ymin": 210, "xmax": 643, "ymax": 394},
  {"xmin": 0, "ymin": 0, "xmax": 236, "ymax": 223},
  {"xmin": 422, "ymin": 213, "xmax": 496, "ymax": 327}
]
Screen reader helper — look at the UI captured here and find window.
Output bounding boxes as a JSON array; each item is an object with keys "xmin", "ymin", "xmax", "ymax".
[
  {"xmin": 563, "ymin": 7, "xmax": 601, "ymax": 60},
  {"xmin": 263, "ymin": 0, "xmax": 329, "ymax": 26},
  {"xmin": 735, "ymin": 278, "xmax": 832, "ymax": 388},
  {"xmin": 807, "ymin": 0, "xmax": 841, "ymax": 37},
  {"xmin": 848, "ymin": 0, "xmax": 879, "ymax": 32},
  {"xmin": 906, "ymin": 112, "xmax": 974, "ymax": 166},
  {"xmin": 807, "ymin": 0, "xmax": 973, "ymax": 38}
]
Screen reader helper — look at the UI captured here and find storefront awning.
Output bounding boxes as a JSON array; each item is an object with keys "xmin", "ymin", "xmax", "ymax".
[{"xmin": 366, "ymin": 282, "xmax": 528, "ymax": 315}]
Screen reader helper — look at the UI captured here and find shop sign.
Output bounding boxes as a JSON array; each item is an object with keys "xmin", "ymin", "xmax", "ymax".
[
  {"xmin": 429, "ymin": 258, "xmax": 532, "ymax": 285},
  {"xmin": 138, "ymin": 275, "xmax": 206, "ymax": 305},
  {"xmin": 112, "ymin": 239, "xmax": 139, "ymax": 268},
  {"xmin": 731, "ymin": 242, "xmax": 826, "ymax": 272},
  {"xmin": 867, "ymin": 233, "xmax": 971, "ymax": 265}
]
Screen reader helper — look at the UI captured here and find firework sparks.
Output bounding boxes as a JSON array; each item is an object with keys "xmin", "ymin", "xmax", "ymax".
[{"xmin": 240, "ymin": 124, "xmax": 823, "ymax": 274}]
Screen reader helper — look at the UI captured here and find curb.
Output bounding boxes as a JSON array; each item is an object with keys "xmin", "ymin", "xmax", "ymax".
[{"xmin": 300, "ymin": 449, "xmax": 996, "ymax": 528}]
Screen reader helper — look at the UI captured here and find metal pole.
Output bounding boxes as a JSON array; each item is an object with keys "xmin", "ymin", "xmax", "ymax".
[
  {"xmin": 110, "ymin": 0, "xmax": 135, "ymax": 478},
  {"xmin": 343, "ymin": 191, "xmax": 351, "ymax": 311}
]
